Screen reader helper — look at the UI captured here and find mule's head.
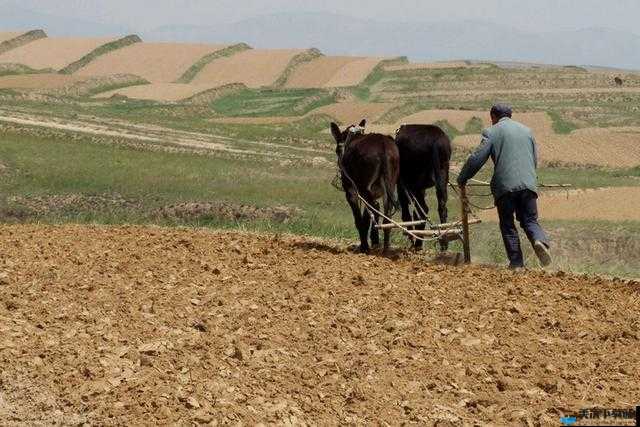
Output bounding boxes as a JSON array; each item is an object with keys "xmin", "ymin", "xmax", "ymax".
[{"xmin": 330, "ymin": 119, "xmax": 366, "ymax": 159}]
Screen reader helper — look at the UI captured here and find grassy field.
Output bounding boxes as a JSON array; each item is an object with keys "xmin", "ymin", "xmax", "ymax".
[{"xmin": 1, "ymin": 126, "xmax": 639, "ymax": 277}]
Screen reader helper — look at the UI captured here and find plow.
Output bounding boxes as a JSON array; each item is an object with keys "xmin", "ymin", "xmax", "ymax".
[{"xmin": 373, "ymin": 179, "xmax": 572, "ymax": 264}]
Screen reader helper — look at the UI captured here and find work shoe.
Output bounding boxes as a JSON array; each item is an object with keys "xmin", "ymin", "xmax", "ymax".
[{"xmin": 533, "ymin": 241, "xmax": 552, "ymax": 267}]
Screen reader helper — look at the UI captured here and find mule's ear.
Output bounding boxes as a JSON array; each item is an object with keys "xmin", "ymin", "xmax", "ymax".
[
  {"xmin": 359, "ymin": 119, "xmax": 367, "ymax": 128},
  {"xmin": 330, "ymin": 122, "xmax": 342, "ymax": 143}
]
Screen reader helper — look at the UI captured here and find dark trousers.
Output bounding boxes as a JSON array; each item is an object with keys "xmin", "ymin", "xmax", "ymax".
[{"xmin": 496, "ymin": 190, "xmax": 548, "ymax": 268}]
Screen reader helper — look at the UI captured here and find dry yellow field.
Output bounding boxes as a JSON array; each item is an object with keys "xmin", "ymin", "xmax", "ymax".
[
  {"xmin": 477, "ymin": 187, "xmax": 640, "ymax": 222},
  {"xmin": 0, "ymin": 31, "xmax": 22, "ymax": 44},
  {"xmin": 0, "ymin": 37, "xmax": 115, "ymax": 70},
  {"xmin": 190, "ymin": 49, "xmax": 303, "ymax": 88},
  {"xmin": 76, "ymin": 42, "xmax": 228, "ymax": 83},
  {"xmin": 321, "ymin": 57, "xmax": 385, "ymax": 87},
  {"xmin": 0, "ymin": 74, "xmax": 88, "ymax": 90},
  {"xmin": 95, "ymin": 83, "xmax": 217, "ymax": 102},
  {"xmin": 284, "ymin": 56, "xmax": 382, "ymax": 88},
  {"xmin": 454, "ymin": 125, "xmax": 640, "ymax": 168}
]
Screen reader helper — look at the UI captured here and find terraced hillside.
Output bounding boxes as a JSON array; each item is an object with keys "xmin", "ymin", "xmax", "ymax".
[
  {"xmin": 0, "ymin": 37, "xmax": 121, "ymax": 71},
  {"xmin": 190, "ymin": 49, "xmax": 306, "ymax": 88},
  {"xmin": 75, "ymin": 42, "xmax": 229, "ymax": 83},
  {"xmin": 284, "ymin": 56, "xmax": 385, "ymax": 88}
]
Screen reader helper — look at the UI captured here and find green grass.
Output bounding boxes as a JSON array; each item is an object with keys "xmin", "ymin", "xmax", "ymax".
[
  {"xmin": 0, "ymin": 130, "xmax": 352, "ymax": 237},
  {"xmin": 548, "ymin": 111, "xmax": 579, "ymax": 134},
  {"xmin": 0, "ymin": 63, "xmax": 50, "ymax": 77},
  {"xmin": 210, "ymin": 88, "xmax": 336, "ymax": 117}
]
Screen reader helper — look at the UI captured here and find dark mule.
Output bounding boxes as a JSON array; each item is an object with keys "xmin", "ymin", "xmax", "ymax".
[
  {"xmin": 395, "ymin": 124, "xmax": 452, "ymax": 250},
  {"xmin": 331, "ymin": 120, "xmax": 400, "ymax": 253}
]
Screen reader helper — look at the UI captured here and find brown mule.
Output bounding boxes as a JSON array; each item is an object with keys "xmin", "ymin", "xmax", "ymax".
[{"xmin": 331, "ymin": 120, "xmax": 400, "ymax": 253}]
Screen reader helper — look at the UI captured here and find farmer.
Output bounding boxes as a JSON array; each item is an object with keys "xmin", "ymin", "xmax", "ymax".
[{"xmin": 457, "ymin": 104, "xmax": 552, "ymax": 268}]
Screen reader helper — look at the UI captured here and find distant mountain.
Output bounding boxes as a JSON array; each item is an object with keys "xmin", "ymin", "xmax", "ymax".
[
  {"xmin": 1, "ymin": 4, "xmax": 639, "ymax": 70},
  {"xmin": 0, "ymin": 1, "xmax": 130, "ymax": 37},
  {"xmin": 145, "ymin": 12, "xmax": 640, "ymax": 70}
]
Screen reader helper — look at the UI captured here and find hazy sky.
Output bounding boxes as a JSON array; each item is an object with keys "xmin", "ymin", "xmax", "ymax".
[{"xmin": 15, "ymin": 0, "xmax": 640, "ymax": 34}]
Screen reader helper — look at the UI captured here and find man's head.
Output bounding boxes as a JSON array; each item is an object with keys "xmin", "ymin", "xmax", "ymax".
[{"xmin": 490, "ymin": 103, "xmax": 513, "ymax": 125}]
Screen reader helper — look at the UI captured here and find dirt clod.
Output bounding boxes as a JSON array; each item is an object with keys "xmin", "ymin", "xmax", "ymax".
[{"xmin": 0, "ymin": 224, "xmax": 638, "ymax": 424}]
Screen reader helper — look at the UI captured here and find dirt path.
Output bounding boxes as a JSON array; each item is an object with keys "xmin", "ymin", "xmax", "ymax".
[{"xmin": 0, "ymin": 225, "xmax": 638, "ymax": 424}]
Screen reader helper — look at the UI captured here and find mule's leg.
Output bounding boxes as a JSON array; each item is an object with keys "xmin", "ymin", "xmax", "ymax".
[
  {"xmin": 369, "ymin": 200, "xmax": 381, "ymax": 248},
  {"xmin": 398, "ymin": 183, "xmax": 414, "ymax": 246},
  {"xmin": 382, "ymin": 194, "xmax": 394, "ymax": 254},
  {"xmin": 436, "ymin": 170, "xmax": 449, "ymax": 251},
  {"xmin": 346, "ymin": 191, "xmax": 369, "ymax": 253},
  {"xmin": 414, "ymin": 189, "xmax": 429, "ymax": 250}
]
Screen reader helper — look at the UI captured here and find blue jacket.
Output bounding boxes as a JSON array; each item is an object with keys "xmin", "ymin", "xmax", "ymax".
[{"xmin": 457, "ymin": 117, "xmax": 538, "ymax": 200}]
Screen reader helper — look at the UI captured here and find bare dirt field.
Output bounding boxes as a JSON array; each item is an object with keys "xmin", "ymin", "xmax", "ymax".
[
  {"xmin": 76, "ymin": 43, "xmax": 228, "ymax": 83},
  {"xmin": 0, "ymin": 224, "xmax": 638, "ymax": 425},
  {"xmin": 190, "ymin": 49, "xmax": 304, "ymax": 88},
  {"xmin": 0, "ymin": 37, "xmax": 115, "ymax": 71},
  {"xmin": 478, "ymin": 187, "xmax": 640, "ymax": 222},
  {"xmin": 284, "ymin": 56, "xmax": 383, "ymax": 88},
  {"xmin": 0, "ymin": 74, "xmax": 88, "ymax": 90}
]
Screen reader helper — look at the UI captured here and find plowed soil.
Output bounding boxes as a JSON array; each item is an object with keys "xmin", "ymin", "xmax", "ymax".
[
  {"xmin": 191, "ymin": 49, "xmax": 303, "ymax": 88},
  {"xmin": 284, "ymin": 56, "xmax": 382, "ymax": 88},
  {"xmin": 0, "ymin": 225, "xmax": 638, "ymax": 425},
  {"xmin": 0, "ymin": 37, "xmax": 115, "ymax": 71},
  {"xmin": 76, "ymin": 43, "xmax": 228, "ymax": 83}
]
